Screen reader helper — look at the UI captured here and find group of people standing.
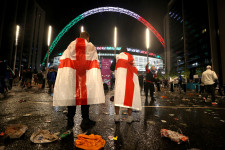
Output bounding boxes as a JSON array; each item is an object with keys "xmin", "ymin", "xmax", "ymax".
[
  {"xmin": 20, "ymin": 68, "xmax": 57, "ymax": 94},
  {"xmin": 0, "ymin": 58, "xmax": 13, "ymax": 97},
  {"xmin": 53, "ymin": 32, "xmax": 142, "ymax": 130}
]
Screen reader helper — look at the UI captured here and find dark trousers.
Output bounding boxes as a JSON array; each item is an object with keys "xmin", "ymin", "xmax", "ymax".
[
  {"xmin": 145, "ymin": 82, "xmax": 155, "ymax": 98},
  {"xmin": 204, "ymin": 85, "xmax": 215, "ymax": 102},
  {"xmin": 67, "ymin": 105, "xmax": 90, "ymax": 122},
  {"xmin": 156, "ymin": 83, "xmax": 160, "ymax": 91},
  {"xmin": 200, "ymin": 86, "xmax": 204, "ymax": 94},
  {"xmin": 48, "ymin": 80, "xmax": 55, "ymax": 93}
]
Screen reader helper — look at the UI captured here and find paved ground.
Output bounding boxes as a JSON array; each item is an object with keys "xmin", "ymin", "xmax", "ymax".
[{"xmin": 0, "ymin": 85, "xmax": 225, "ymax": 150}]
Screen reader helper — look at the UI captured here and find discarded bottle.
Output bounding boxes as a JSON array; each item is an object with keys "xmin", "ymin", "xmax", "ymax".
[{"xmin": 59, "ymin": 130, "xmax": 71, "ymax": 140}]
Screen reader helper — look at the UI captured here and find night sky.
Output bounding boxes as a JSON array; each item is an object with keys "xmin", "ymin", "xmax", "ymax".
[{"xmin": 36, "ymin": 0, "xmax": 169, "ymax": 56}]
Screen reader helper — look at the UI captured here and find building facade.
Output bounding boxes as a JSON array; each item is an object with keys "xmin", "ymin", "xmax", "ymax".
[
  {"xmin": 0, "ymin": 0, "xmax": 45, "ymax": 75},
  {"xmin": 165, "ymin": 0, "xmax": 225, "ymax": 85}
]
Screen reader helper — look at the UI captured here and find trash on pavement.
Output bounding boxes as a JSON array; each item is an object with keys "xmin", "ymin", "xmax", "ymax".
[
  {"xmin": 113, "ymin": 136, "xmax": 118, "ymax": 140},
  {"xmin": 180, "ymin": 123, "xmax": 188, "ymax": 127},
  {"xmin": 30, "ymin": 129, "xmax": 59, "ymax": 143},
  {"xmin": 63, "ymin": 110, "xmax": 68, "ymax": 114},
  {"xmin": 169, "ymin": 114, "xmax": 175, "ymax": 117},
  {"xmin": 75, "ymin": 134, "xmax": 105, "ymax": 150},
  {"xmin": 5, "ymin": 124, "xmax": 28, "ymax": 139},
  {"xmin": 108, "ymin": 136, "xmax": 114, "ymax": 140},
  {"xmin": 108, "ymin": 136, "xmax": 118, "ymax": 141},
  {"xmin": 161, "ymin": 120, "xmax": 167, "ymax": 123},
  {"xmin": 59, "ymin": 130, "xmax": 72, "ymax": 140},
  {"xmin": 161, "ymin": 129, "xmax": 189, "ymax": 144},
  {"xmin": 174, "ymin": 118, "xmax": 179, "ymax": 121},
  {"xmin": 220, "ymin": 120, "xmax": 225, "ymax": 123},
  {"xmin": 122, "ymin": 112, "xmax": 128, "ymax": 115},
  {"xmin": 206, "ymin": 109, "xmax": 213, "ymax": 112},
  {"xmin": 161, "ymin": 96, "xmax": 167, "ymax": 99},
  {"xmin": 110, "ymin": 96, "xmax": 114, "ymax": 102},
  {"xmin": 18, "ymin": 99, "xmax": 26, "ymax": 103},
  {"xmin": 45, "ymin": 120, "xmax": 51, "ymax": 123},
  {"xmin": 23, "ymin": 114, "xmax": 32, "ymax": 117},
  {"xmin": 0, "ymin": 132, "xmax": 4, "ymax": 136},
  {"xmin": 147, "ymin": 121, "xmax": 156, "ymax": 125}
]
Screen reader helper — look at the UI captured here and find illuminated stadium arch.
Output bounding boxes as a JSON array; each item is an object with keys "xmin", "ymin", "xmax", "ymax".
[{"xmin": 42, "ymin": 7, "xmax": 165, "ymax": 64}]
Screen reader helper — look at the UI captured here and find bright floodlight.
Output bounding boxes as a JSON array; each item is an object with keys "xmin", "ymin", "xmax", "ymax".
[
  {"xmin": 47, "ymin": 26, "xmax": 52, "ymax": 46},
  {"xmin": 81, "ymin": 26, "xmax": 84, "ymax": 32},
  {"xmin": 114, "ymin": 27, "xmax": 117, "ymax": 48},
  {"xmin": 15, "ymin": 25, "xmax": 20, "ymax": 46},
  {"xmin": 146, "ymin": 28, "xmax": 150, "ymax": 49}
]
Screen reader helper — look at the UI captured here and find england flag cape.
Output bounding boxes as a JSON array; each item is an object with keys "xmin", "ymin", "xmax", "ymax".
[
  {"xmin": 53, "ymin": 38, "xmax": 105, "ymax": 106},
  {"xmin": 114, "ymin": 52, "xmax": 142, "ymax": 110}
]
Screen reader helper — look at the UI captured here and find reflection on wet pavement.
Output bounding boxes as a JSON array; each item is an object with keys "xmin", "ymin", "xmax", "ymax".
[{"xmin": 0, "ymin": 86, "xmax": 225, "ymax": 149}]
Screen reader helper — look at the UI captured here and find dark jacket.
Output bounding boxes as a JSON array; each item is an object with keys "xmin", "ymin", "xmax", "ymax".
[{"xmin": 145, "ymin": 64, "xmax": 156, "ymax": 83}]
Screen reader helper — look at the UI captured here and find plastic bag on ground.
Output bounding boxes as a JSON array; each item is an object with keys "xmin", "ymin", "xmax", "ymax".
[
  {"xmin": 161, "ymin": 129, "xmax": 188, "ymax": 144},
  {"xmin": 75, "ymin": 134, "xmax": 105, "ymax": 150},
  {"xmin": 30, "ymin": 129, "xmax": 59, "ymax": 143},
  {"xmin": 5, "ymin": 124, "xmax": 28, "ymax": 139}
]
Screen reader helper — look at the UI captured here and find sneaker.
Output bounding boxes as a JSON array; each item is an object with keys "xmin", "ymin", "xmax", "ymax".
[
  {"xmin": 114, "ymin": 115, "xmax": 120, "ymax": 122},
  {"xmin": 126, "ymin": 116, "xmax": 133, "ymax": 123},
  {"xmin": 212, "ymin": 102, "xmax": 218, "ymax": 105}
]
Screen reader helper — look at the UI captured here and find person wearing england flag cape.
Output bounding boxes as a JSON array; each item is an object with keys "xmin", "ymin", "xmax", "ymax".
[
  {"xmin": 53, "ymin": 32, "xmax": 105, "ymax": 129},
  {"xmin": 114, "ymin": 47, "xmax": 142, "ymax": 123}
]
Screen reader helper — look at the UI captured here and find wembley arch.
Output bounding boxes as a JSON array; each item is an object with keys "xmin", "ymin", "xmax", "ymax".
[{"xmin": 42, "ymin": 7, "xmax": 165, "ymax": 64}]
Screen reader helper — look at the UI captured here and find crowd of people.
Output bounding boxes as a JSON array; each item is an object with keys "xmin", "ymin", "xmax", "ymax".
[
  {"xmin": 1, "ymin": 32, "xmax": 223, "ymax": 132},
  {"xmin": 0, "ymin": 56, "xmax": 58, "ymax": 98}
]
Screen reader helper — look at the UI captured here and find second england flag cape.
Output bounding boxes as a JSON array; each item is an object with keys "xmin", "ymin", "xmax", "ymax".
[
  {"xmin": 114, "ymin": 52, "xmax": 142, "ymax": 110},
  {"xmin": 53, "ymin": 38, "xmax": 105, "ymax": 106}
]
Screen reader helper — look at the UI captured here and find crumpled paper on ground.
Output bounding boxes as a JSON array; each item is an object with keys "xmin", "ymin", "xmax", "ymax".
[
  {"xmin": 161, "ymin": 129, "xmax": 189, "ymax": 144},
  {"xmin": 75, "ymin": 134, "xmax": 105, "ymax": 150},
  {"xmin": 30, "ymin": 129, "xmax": 59, "ymax": 143},
  {"xmin": 5, "ymin": 124, "xmax": 28, "ymax": 139}
]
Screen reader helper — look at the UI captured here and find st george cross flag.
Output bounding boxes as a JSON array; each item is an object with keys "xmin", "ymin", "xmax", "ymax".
[
  {"xmin": 114, "ymin": 52, "xmax": 142, "ymax": 110},
  {"xmin": 53, "ymin": 38, "xmax": 105, "ymax": 106}
]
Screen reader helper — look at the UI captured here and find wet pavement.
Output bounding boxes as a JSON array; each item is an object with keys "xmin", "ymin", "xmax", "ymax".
[{"xmin": 0, "ymin": 85, "xmax": 225, "ymax": 150}]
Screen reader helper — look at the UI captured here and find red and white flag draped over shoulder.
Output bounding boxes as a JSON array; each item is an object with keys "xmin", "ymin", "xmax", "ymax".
[
  {"xmin": 114, "ymin": 52, "xmax": 142, "ymax": 111},
  {"xmin": 53, "ymin": 38, "xmax": 105, "ymax": 106}
]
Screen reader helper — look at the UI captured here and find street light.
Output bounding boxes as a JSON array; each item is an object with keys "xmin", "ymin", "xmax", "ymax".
[
  {"xmin": 146, "ymin": 28, "xmax": 150, "ymax": 63},
  {"xmin": 45, "ymin": 25, "xmax": 52, "ymax": 87},
  {"xmin": 114, "ymin": 27, "xmax": 117, "ymax": 56},
  {"xmin": 13, "ymin": 25, "xmax": 20, "ymax": 73},
  {"xmin": 81, "ymin": 26, "xmax": 84, "ymax": 32}
]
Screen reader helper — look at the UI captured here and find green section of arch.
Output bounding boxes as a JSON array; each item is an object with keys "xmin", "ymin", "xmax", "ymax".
[{"xmin": 42, "ymin": 15, "xmax": 83, "ymax": 65}]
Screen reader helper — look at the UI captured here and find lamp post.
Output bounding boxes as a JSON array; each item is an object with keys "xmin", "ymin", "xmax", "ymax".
[
  {"xmin": 146, "ymin": 28, "xmax": 150, "ymax": 63},
  {"xmin": 114, "ymin": 27, "xmax": 117, "ymax": 56},
  {"xmin": 13, "ymin": 25, "xmax": 20, "ymax": 73},
  {"xmin": 45, "ymin": 25, "xmax": 52, "ymax": 87},
  {"xmin": 81, "ymin": 26, "xmax": 84, "ymax": 32}
]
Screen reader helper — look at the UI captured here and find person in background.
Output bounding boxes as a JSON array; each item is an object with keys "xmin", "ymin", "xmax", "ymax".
[
  {"xmin": 201, "ymin": 65, "xmax": 218, "ymax": 105},
  {"xmin": 139, "ymin": 74, "xmax": 144, "ymax": 92},
  {"xmin": 47, "ymin": 68, "xmax": 57, "ymax": 94},
  {"xmin": 37, "ymin": 71, "xmax": 44, "ymax": 90},
  {"xmin": 145, "ymin": 63, "xmax": 157, "ymax": 101},
  {"xmin": 21, "ymin": 69, "xmax": 26, "ymax": 88},
  {"xmin": 5, "ymin": 67, "xmax": 13, "ymax": 91},
  {"xmin": 114, "ymin": 47, "xmax": 141, "ymax": 123},
  {"xmin": 0, "ymin": 58, "xmax": 7, "ymax": 97},
  {"xmin": 25, "ymin": 68, "xmax": 32, "ymax": 88}
]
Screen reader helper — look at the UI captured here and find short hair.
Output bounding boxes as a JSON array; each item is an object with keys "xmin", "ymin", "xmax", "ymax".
[
  {"xmin": 80, "ymin": 32, "xmax": 89, "ymax": 39},
  {"xmin": 206, "ymin": 65, "xmax": 211, "ymax": 69},
  {"xmin": 120, "ymin": 47, "xmax": 127, "ymax": 53}
]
